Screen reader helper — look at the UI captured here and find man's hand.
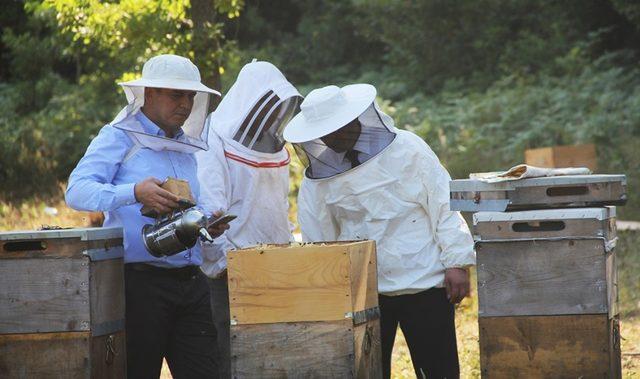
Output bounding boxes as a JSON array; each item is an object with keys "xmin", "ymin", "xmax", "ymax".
[
  {"xmin": 207, "ymin": 210, "xmax": 230, "ymax": 239},
  {"xmin": 444, "ymin": 267, "xmax": 470, "ymax": 304},
  {"xmin": 134, "ymin": 177, "xmax": 180, "ymax": 215}
]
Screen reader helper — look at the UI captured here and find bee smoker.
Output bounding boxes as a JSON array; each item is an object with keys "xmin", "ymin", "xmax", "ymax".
[{"xmin": 142, "ymin": 208, "xmax": 214, "ymax": 257}]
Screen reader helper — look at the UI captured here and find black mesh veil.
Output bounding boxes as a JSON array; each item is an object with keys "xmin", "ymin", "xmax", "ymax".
[
  {"xmin": 293, "ymin": 103, "xmax": 396, "ymax": 179},
  {"xmin": 233, "ymin": 91, "xmax": 302, "ymax": 153}
]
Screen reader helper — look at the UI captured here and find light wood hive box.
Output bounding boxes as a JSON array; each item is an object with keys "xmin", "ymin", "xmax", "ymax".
[
  {"xmin": 0, "ymin": 227, "xmax": 126, "ymax": 378},
  {"xmin": 227, "ymin": 240, "xmax": 382, "ymax": 378},
  {"xmin": 525, "ymin": 144, "xmax": 598, "ymax": 172},
  {"xmin": 473, "ymin": 208, "xmax": 621, "ymax": 378}
]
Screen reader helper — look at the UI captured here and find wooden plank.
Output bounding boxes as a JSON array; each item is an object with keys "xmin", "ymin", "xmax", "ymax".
[
  {"xmin": 524, "ymin": 146, "xmax": 555, "ymax": 168},
  {"xmin": 479, "ymin": 315, "xmax": 617, "ymax": 378},
  {"xmin": 0, "ymin": 258, "xmax": 90, "ymax": 333},
  {"xmin": 90, "ymin": 259, "xmax": 125, "ymax": 335},
  {"xmin": 228, "ymin": 247, "xmax": 351, "ymax": 325},
  {"xmin": 609, "ymin": 316, "xmax": 622, "ymax": 379},
  {"xmin": 477, "ymin": 239, "xmax": 609, "ymax": 317},
  {"xmin": 236, "ymin": 241, "xmax": 364, "ymax": 254},
  {"xmin": 353, "ymin": 320, "xmax": 383, "ymax": 379},
  {"xmin": 608, "ymin": 217, "xmax": 618, "ymax": 241},
  {"xmin": 348, "ymin": 241, "xmax": 379, "ymax": 313},
  {"xmin": 606, "ymin": 252, "xmax": 619, "ymax": 319},
  {"xmin": 230, "ymin": 320, "xmax": 355, "ymax": 378},
  {"xmin": 553, "ymin": 144, "xmax": 598, "ymax": 172},
  {"xmin": 524, "ymin": 144, "xmax": 597, "ymax": 172},
  {"xmin": 0, "ymin": 331, "xmax": 91, "ymax": 378},
  {"xmin": 90, "ymin": 331, "xmax": 126, "ymax": 379},
  {"xmin": 0, "ymin": 238, "xmax": 123, "ymax": 260}
]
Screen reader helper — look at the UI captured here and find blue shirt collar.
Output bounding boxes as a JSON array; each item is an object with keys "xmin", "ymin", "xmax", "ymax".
[{"xmin": 136, "ymin": 111, "xmax": 185, "ymax": 139}]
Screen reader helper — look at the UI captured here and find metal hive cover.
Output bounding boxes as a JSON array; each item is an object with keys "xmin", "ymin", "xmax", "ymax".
[
  {"xmin": 450, "ymin": 174, "xmax": 626, "ymax": 212},
  {"xmin": 0, "ymin": 227, "xmax": 123, "ymax": 241}
]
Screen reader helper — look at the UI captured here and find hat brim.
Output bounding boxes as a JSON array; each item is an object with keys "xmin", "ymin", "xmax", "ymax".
[
  {"xmin": 118, "ymin": 78, "xmax": 221, "ymax": 96},
  {"xmin": 283, "ymin": 84, "xmax": 376, "ymax": 143}
]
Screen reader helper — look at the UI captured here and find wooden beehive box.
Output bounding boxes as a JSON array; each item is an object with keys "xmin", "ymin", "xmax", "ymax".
[
  {"xmin": 450, "ymin": 174, "xmax": 627, "ymax": 212},
  {"xmin": 0, "ymin": 227, "xmax": 126, "ymax": 378},
  {"xmin": 525, "ymin": 144, "xmax": 598, "ymax": 172},
  {"xmin": 474, "ymin": 208, "xmax": 621, "ymax": 378},
  {"xmin": 227, "ymin": 240, "xmax": 382, "ymax": 378}
]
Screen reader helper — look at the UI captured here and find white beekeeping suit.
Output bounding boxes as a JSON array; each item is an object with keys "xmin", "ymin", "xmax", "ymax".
[
  {"xmin": 196, "ymin": 60, "xmax": 302, "ymax": 277},
  {"xmin": 284, "ymin": 84, "xmax": 475, "ymax": 295}
]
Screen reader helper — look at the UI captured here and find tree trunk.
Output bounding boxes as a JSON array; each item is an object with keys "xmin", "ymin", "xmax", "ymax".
[{"xmin": 190, "ymin": 0, "xmax": 222, "ymax": 107}]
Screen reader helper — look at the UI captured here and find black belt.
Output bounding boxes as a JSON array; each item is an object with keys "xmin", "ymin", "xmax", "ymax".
[{"xmin": 125, "ymin": 263, "xmax": 201, "ymax": 279}]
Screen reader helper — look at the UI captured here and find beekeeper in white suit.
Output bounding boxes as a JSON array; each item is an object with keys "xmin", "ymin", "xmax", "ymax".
[
  {"xmin": 283, "ymin": 84, "xmax": 475, "ymax": 379},
  {"xmin": 196, "ymin": 60, "xmax": 302, "ymax": 377},
  {"xmin": 66, "ymin": 54, "xmax": 229, "ymax": 378}
]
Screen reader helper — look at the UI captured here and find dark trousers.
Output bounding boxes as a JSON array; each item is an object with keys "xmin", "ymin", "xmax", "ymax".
[
  {"xmin": 208, "ymin": 276, "xmax": 231, "ymax": 379},
  {"xmin": 379, "ymin": 288, "xmax": 459, "ymax": 379},
  {"xmin": 125, "ymin": 264, "xmax": 218, "ymax": 379}
]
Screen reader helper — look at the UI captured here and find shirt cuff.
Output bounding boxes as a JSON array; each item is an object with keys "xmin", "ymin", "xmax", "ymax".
[
  {"xmin": 440, "ymin": 247, "xmax": 476, "ymax": 269},
  {"xmin": 114, "ymin": 183, "xmax": 137, "ymax": 208}
]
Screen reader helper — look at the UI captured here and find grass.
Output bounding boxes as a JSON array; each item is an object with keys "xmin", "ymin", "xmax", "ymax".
[{"xmin": 1, "ymin": 198, "xmax": 638, "ymax": 378}]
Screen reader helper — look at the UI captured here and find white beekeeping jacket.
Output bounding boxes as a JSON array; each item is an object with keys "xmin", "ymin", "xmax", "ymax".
[
  {"xmin": 297, "ymin": 129, "xmax": 476, "ymax": 295},
  {"xmin": 196, "ymin": 61, "xmax": 301, "ymax": 277}
]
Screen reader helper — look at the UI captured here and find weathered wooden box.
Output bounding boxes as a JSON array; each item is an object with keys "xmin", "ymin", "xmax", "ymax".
[
  {"xmin": 479, "ymin": 314, "xmax": 621, "ymax": 378},
  {"xmin": 474, "ymin": 207, "xmax": 617, "ymax": 317},
  {"xmin": 474, "ymin": 208, "xmax": 621, "ymax": 378},
  {"xmin": 450, "ymin": 174, "xmax": 627, "ymax": 212},
  {"xmin": 525, "ymin": 144, "xmax": 598, "ymax": 172},
  {"xmin": 227, "ymin": 240, "xmax": 382, "ymax": 378},
  {"xmin": 0, "ymin": 227, "xmax": 126, "ymax": 378}
]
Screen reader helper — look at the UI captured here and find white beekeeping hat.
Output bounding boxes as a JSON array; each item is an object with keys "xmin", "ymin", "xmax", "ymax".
[{"xmin": 110, "ymin": 54, "xmax": 221, "ymax": 153}]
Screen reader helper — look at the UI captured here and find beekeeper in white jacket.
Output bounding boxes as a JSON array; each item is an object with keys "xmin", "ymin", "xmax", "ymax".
[
  {"xmin": 283, "ymin": 84, "xmax": 475, "ymax": 379},
  {"xmin": 196, "ymin": 60, "xmax": 302, "ymax": 378}
]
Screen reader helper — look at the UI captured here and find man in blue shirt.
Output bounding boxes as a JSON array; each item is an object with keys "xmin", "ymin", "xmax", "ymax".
[{"xmin": 66, "ymin": 54, "xmax": 227, "ymax": 378}]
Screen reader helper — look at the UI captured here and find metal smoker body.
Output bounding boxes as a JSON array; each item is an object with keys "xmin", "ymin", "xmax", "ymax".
[{"xmin": 142, "ymin": 208, "xmax": 214, "ymax": 257}]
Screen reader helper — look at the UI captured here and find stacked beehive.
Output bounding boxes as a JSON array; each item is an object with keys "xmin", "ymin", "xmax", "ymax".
[
  {"xmin": 0, "ymin": 227, "xmax": 126, "ymax": 378},
  {"xmin": 227, "ymin": 240, "xmax": 382, "ymax": 378},
  {"xmin": 450, "ymin": 174, "xmax": 627, "ymax": 378}
]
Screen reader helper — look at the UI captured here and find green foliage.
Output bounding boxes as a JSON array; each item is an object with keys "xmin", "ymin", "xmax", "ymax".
[
  {"xmin": 233, "ymin": 0, "xmax": 385, "ymax": 86},
  {"xmin": 0, "ymin": 1, "xmax": 245, "ymax": 200},
  {"xmin": 36, "ymin": 0, "xmax": 243, "ymax": 86},
  {"xmin": 611, "ymin": 0, "xmax": 640, "ymax": 29},
  {"xmin": 353, "ymin": 0, "xmax": 640, "ymax": 94}
]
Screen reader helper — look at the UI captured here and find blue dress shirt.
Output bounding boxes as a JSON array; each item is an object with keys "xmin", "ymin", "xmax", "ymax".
[{"xmin": 66, "ymin": 111, "xmax": 202, "ymax": 267}]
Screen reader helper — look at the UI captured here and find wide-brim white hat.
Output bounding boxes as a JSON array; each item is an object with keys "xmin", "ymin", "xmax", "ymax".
[
  {"xmin": 119, "ymin": 77, "xmax": 220, "ymax": 95},
  {"xmin": 118, "ymin": 54, "xmax": 221, "ymax": 96},
  {"xmin": 283, "ymin": 84, "xmax": 376, "ymax": 143}
]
